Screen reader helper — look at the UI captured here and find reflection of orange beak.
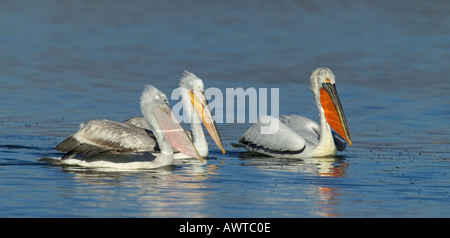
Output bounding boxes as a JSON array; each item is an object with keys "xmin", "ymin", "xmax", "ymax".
[
  {"xmin": 189, "ymin": 90, "xmax": 226, "ymax": 154},
  {"xmin": 153, "ymin": 103, "xmax": 204, "ymax": 162},
  {"xmin": 320, "ymin": 83, "xmax": 352, "ymax": 146}
]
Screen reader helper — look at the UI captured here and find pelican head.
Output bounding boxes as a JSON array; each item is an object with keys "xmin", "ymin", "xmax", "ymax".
[
  {"xmin": 179, "ymin": 71, "xmax": 205, "ymax": 92},
  {"xmin": 310, "ymin": 67, "xmax": 336, "ymax": 89},
  {"xmin": 310, "ymin": 67, "xmax": 352, "ymax": 146},
  {"xmin": 140, "ymin": 85, "xmax": 169, "ymax": 111},
  {"xmin": 140, "ymin": 85, "xmax": 204, "ymax": 162},
  {"xmin": 179, "ymin": 71, "xmax": 226, "ymax": 154}
]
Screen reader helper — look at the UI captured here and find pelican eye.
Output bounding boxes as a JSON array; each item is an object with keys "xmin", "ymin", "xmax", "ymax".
[{"xmin": 325, "ymin": 77, "xmax": 331, "ymax": 83}]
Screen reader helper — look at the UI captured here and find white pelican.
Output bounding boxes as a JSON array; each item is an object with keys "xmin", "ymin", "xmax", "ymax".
[
  {"xmin": 235, "ymin": 67, "xmax": 352, "ymax": 158},
  {"xmin": 124, "ymin": 71, "xmax": 225, "ymax": 157},
  {"xmin": 55, "ymin": 85, "xmax": 203, "ymax": 169}
]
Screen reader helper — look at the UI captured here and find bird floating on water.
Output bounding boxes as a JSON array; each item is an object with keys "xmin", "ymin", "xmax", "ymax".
[
  {"xmin": 235, "ymin": 67, "xmax": 352, "ymax": 158},
  {"xmin": 57, "ymin": 71, "xmax": 225, "ymax": 163},
  {"xmin": 124, "ymin": 71, "xmax": 225, "ymax": 157},
  {"xmin": 55, "ymin": 85, "xmax": 204, "ymax": 169}
]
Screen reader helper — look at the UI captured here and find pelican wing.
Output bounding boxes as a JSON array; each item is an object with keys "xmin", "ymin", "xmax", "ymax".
[
  {"xmin": 279, "ymin": 114, "xmax": 320, "ymax": 144},
  {"xmin": 124, "ymin": 117, "xmax": 151, "ymax": 130},
  {"xmin": 56, "ymin": 119, "xmax": 158, "ymax": 158},
  {"xmin": 238, "ymin": 116, "xmax": 306, "ymax": 156},
  {"xmin": 280, "ymin": 114, "xmax": 346, "ymax": 151}
]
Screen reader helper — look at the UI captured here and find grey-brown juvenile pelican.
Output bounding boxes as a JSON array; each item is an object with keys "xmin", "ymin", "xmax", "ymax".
[
  {"xmin": 56, "ymin": 85, "xmax": 203, "ymax": 169},
  {"xmin": 124, "ymin": 71, "xmax": 225, "ymax": 157},
  {"xmin": 235, "ymin": 67, "xmax": 352, "ymax": 158}
]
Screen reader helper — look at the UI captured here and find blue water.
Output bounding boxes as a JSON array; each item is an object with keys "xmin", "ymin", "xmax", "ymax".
[{"xmin": 1, "ymin": 0, "xmax": 450, "ymax": 217}]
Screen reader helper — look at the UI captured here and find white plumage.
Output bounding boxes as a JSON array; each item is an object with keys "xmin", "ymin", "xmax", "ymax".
[
  {"xmin": 56, "ymin": 71, "xmax": 224, "ymax": 160},
  {"xmin": 240, "ymin": 115, "xmax": 306, "ymax": 152},
  {"xmin": 55, "ymin": 85, "xmax": 203, "ymax": 169},
  {"xmin": 235, "ymin": 68, "xmax": 352, "ymax": 158}
]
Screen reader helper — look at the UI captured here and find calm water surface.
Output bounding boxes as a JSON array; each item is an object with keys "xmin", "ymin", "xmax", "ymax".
[{"xmin": 1, "ymin": 0, "xmax": 450, "ymax": 217}]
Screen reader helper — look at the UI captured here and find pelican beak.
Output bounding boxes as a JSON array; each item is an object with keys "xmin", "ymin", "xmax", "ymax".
[
  {"xmin": 320, "ymin": 83, "xmax": 352, "ymax": 146},
  {"xmin": 153, "ymin": 103, "xmax": 204, "ymax": 162},
  {"xmin": 189, "ymin": 90, "xmax": 226, "ymax": 154}
]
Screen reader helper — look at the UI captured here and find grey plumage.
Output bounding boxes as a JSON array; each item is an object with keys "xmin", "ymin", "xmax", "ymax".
[{"xmin": 56, "ymin": 119, "xmax": 158, "ymax": 159}]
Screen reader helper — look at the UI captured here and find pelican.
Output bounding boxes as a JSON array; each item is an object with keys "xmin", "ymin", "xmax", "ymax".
[
  {"xmin": 235, "ymin": 67, "xmax": 352, "ymax": 158},
  {"xmin": 55, "ymin": 85, "xmax": 203, "ymax": 169},
  {"xmin": 124, "ymin": 71, "xmax": 225, "ymax": 157}
]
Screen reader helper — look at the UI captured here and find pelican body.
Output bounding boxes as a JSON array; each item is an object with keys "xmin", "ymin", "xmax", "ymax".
[
  {"xmin": 56, "ymin": 71, "xmax": 224, "ymax": 162},
  {"xmin": 236, "ymin": 68, "xmax": 352, "ymax": 158},
  {"xmin": 56, "ymin": 85, "xmax": 203, "ymax": 169}
]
